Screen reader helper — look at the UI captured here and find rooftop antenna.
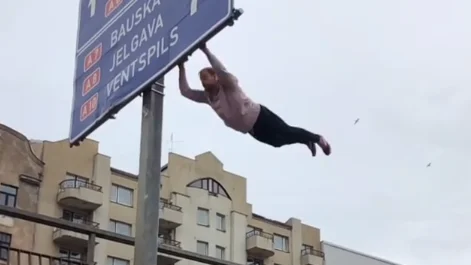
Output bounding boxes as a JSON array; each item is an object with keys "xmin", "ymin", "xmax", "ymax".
[{"xmin": 167, "ymin": 133, "xmax": 184, "ymax": 153}]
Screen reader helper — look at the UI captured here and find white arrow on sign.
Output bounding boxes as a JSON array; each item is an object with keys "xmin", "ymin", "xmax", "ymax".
[
  {"xmin": 190, "ymin": 0, "xmax": 198, "ymax": 16},
  {"xmin": 88, "ymin": 0, "xmax": 97, "ymax": 17}
]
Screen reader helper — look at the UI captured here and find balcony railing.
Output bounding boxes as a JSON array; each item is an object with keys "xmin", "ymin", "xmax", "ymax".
[
  {"xmin": 58, "ymin": 179, "xmax": 102, "ymax": 192},
  {"xmin": 301, "ymin": 248, "xmax": 325, "ymax": 258},
  {"xmin": 0, "ymin": 246, "xmax": 91, "ymax": 265},
  {"xmin": 56, "ymin": 257, "xmax": 91, "ymax": 265},
  {"xmin": 158, "ymin": 236, "xmax": 181, "ymax": 248},
  {"xmin": 61, "ymin": 217, "xmax": 99, "ymax": 227},
  {"xmin": 159, "ymin": 199, "xmax": 182, "ymax": 212},
  {"xmin": 246, "ymin": 230, "xmax": 274, "ymax": 240}
]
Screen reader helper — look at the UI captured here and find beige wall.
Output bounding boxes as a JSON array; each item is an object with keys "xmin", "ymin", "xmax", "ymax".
[
  {"xmin": 106, "ymin": 172, "xmax": 138, "ymax": 263},
  {"xmin": 0, "ymin": 124, "xmax": 43, "ymax": 253},
  {"xmin": 0, "ymin": 123, "xmax": 323, "ymax": 265}
]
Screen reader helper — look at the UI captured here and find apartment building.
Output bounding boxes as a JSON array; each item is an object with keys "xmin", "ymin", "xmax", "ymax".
[
  {"xmin": 321, "ymin": 242, "xmax": 402, "ymax": 265},
  {"xmin": 0, "ymin": 123, "xmax": 325, "ymax": 265}
]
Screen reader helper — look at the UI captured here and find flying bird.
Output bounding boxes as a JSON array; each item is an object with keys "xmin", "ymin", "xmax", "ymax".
[
  {"xmin": 426, "ymin": 163, "xmax": 432, "ymax": 167},
  {"xmin": 354, "ymin": 118, "xmax": 360, "ymax": 125}
]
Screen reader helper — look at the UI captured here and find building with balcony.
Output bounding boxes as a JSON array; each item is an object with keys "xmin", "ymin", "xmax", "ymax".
[{"xmin": 0, "ymin": 123, "xmax": 325, "ymax": 265}]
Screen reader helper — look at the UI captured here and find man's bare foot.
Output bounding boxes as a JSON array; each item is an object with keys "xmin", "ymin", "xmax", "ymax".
[
  {"xmin": 317, "ymin": 136, "xmax": 331, "ymax": 156},
  {"xmin": 307, "ymin": 141, "xmax": 317, "ymax": 156}
]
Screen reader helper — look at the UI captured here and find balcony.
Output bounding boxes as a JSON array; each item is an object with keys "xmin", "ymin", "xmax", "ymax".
[
  {"xmin": 52, "ymin": 218, "xmax": 99, "ymax": 248},
  {"xmin": 0, "ymin": 246, "xmax": 91, "ymax": 265},
  {"xmin": 246, "ymin": 231, "xmax": 275, "ymax": 258},
  {"xmin": 159, "ymin": 200, "xmax": 183, "ymax": 231},
  {"xmin": 57, "ymin": 179, "xmax": 103, "ymax": 210},
  {"xmin": 157, "ymin": 236, "xmax": 181, "ymax": 265},
  {"xmin": 301, "ymin": 248, "xmax": 324, "ymax": 265}
]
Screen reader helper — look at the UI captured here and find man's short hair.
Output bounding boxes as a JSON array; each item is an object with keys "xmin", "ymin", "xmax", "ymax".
[{"xmin": 199, "ymin": 67, "xmax": 216, "ymax": 75}]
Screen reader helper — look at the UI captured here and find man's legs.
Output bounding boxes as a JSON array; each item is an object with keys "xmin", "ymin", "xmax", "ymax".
[{"xmin": 249, "ymin": 105, "xmax": 331, "ymax": 156}]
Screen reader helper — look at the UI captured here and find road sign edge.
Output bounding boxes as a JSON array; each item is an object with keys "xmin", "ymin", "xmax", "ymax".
[{"xmin": 69, "ymin": 0, "xmax": 85, "ymax": 143}]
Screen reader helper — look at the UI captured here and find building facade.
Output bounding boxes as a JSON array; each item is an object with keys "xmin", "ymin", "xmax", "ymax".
[
  {"xmin": 321, "ymin": 242, "xmax": 402, "ymax": 265},
  {"xmin": 0, "ymin": 124, "xmax": 325, "ymax": 265}
]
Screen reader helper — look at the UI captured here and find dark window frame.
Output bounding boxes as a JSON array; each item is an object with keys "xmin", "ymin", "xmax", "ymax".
[
  {"xmin": 0, "ymin": 232, "xmax": 11, "ymax": 261},
  {"xmin": 247, "ymin": 258, "xmax": 264, "ymax": 265},
  {"xmin": 187, "ymin": 178, "xmax": 231, "ymax": 200},
  {"xmin": 0, "ymin": 184, "xmax": 18, "ymax": 208}
]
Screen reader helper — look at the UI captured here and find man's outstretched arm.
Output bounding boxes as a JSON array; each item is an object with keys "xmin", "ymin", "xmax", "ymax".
[
  {"xmin": 179, "ymin": 63, "xmax": 207, "ymax": 103},
  {"xmin": 200, "ymin": 45, "xmax": 238, "ymax": 86}
]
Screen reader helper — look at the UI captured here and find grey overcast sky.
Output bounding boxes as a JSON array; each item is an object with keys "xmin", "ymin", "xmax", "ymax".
[{"xmin": 1, "ymin": 0, "xmax": 470, "ymax": 264}]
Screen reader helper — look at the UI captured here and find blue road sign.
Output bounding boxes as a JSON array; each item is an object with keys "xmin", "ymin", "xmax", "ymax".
[{"xmin": 70, "ymin": 0, "xmax": 234, "ymax": 144}]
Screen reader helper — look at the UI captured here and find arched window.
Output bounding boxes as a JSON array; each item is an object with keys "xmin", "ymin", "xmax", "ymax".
[{"xmin": 187, "ymin": 178, "xmax": 231, "ymax": 200}]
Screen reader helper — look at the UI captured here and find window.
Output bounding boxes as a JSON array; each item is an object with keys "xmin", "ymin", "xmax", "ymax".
[
  {"xmin": 107, "ymin": 257, "xmax": 129, "ymax": 265},
  {"xmin": 187, "ymin": 178, "xmax": 231, "ymax": 199},
  {"xmin": 62, "ymin": 210, "xmax": 91, "ymax": 225},
  {"xmin": 247, "ymin": 258, "xmax": 263, "ymax": 265},
  {"xmin": 0, "ymin": 184, "xmax": 17, "ymax": 207},
  {"xmin": 196, "ymin": 241, "xmax": 209, "ymax": 255},
  {"xmin": 109, "ymin": 220, "xmax": 132, "ymax": 236},
  {"xmin": 110, "ymin": 184, "xmax": 133, "ymax": 206},
  {"xmin": 197, "ymin": 208, "xmax": 209, "ymax": 226},
  {"xmin": 215, "ymin": 246, "xmax": 225, "ymax": 260},
  {"xmin": 216, "ymin": 213, "xmax": 226, "ymax": 231},
  {"xmin": 273, "ymin": 234, "xmax": 289, "ymax": 252},
  {"xmin": 0, "ymin": 232, "xmax": 11, "ymax": 261},
  {"xmin": 59, "ymin": 249, "xmax": 84, "ymax": 265}
]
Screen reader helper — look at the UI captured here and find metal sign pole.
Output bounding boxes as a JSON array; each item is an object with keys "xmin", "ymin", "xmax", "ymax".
[{"xmin": 134, "ymin": 79, "xmax": 165, "ymax": 265}]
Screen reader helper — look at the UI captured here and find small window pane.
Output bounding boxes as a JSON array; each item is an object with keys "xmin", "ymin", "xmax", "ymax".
[
  {"xmin": 216, "ymin": 214, "xmax": 225, "ymax": 231},
  {"xmin": 116, "ymin": 222, "xmax": 132, "ymax": 236},
  {"xmin": 189, "ymin": 180, "xmax": 203, "ymax": 188},
  {"xmin": 197, "ymin": 208, "xmax": 209, "ymax": 226},
  {"xmin": 0, "ymin": 185, "xmax": 17, "ymax": 195},
  {"xmin": 202, "ymin": 179, "xmax": 209, "ymax": 190},
  {"xmin": 212, "ymin": 182, "xmax": 218, "ymax": 193},
  {"xmin": 247, "ymin": 258, "xmax": 263, "ymax": 265},
  {"xmin": 216, "ymin": 246, "xmax": 225, "ymax": 259},
  {"xmin": 117, "ymin": 187, "xmax": 133, "ymax": 206},
  {"xmin": 0, "ymin": 233, "xmax": 11, "ymax": 245},
  {"xmin": 70, "ymin": 252, "xmax": 81, "ymax": 260},
  {"xmin": 218, "ymin": 187, "xmax": 229, "ymax": 197},
  {"xmin": 107, "ymin": 257, "xmax": 129, "ymax": 265},
  {"xmin": 110, "ymin": 185, "xmax": 117, "ymax": 201},
  {"xmin": 196, "ymin": 241, "xmax": 208, "ymax": 255},
  {"xmin": 6, "ymin": 196, "xmax": 15, "ymax": 207},
  {"xmin": 109, "ymin": 220, "xmax": 132, "ymax": 236},
  {"xmin": 108, "ymin": 221, "xmax": 116, "ymax": 232},
  {"xmin": 0, "ymin": 184, "xmax": 17, "ymax": 208},
  {"xmin": 274, "ymin": 235, "xmax": 289, "ymax": 251},
  {"xmin": 115, "ymin": 259, "xmax": 129, "ymax": 265},
  {"xmin": 110, "ymin": 185, "xmax": 133, "ymax": 206}
]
